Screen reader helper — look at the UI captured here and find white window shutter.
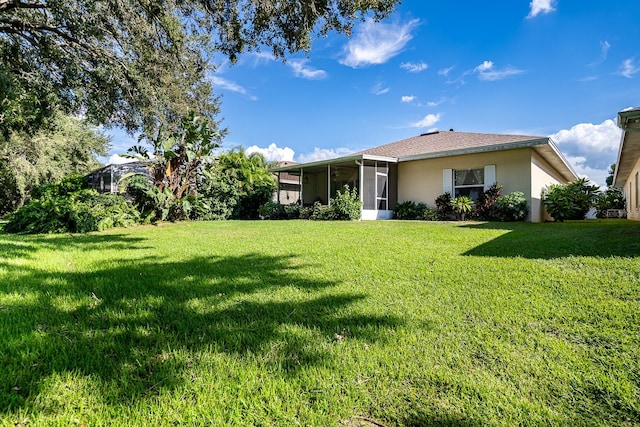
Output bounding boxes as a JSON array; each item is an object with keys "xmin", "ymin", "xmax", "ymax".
[
  {"xmin": 443, "ymin": 169, "xmax": 453, "ymax": 194},
  {"xmin": 484, "ymin": 165, "xmax": 496, "ymax": 191}
]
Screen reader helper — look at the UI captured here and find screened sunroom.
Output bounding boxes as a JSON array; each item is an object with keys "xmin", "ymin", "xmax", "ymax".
[{"xmin": 272, "ymin": 155, "xmax": 398, "ymax": 220}]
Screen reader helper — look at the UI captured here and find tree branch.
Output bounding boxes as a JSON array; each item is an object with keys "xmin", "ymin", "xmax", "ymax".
[{"xmin": 0, "ymin": 0, "xmax": 47, "ymax": 13}]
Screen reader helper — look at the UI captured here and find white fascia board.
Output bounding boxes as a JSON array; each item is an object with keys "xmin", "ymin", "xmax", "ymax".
[
  {"xmin": 361, "ymin": 154, "xmax": 399, "ymax": 163},
  {"xmin": 270, "ymin": 154, "xmax": 365, "ymax": 172},
  {"xmin": 546, "ymin": 137, "xmax": 579, "ymax": 181}
]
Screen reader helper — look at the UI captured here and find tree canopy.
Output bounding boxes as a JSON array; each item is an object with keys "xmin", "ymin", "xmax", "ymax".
[
  {"xmin": 0, "ymin": 0, "xmax": 399, "ymax": 137},
  {"xmin": 0, "ymin": 112, "xmax": 109, "ymax": 215}
]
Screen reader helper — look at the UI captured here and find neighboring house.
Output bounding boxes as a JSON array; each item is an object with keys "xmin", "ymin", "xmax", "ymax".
[
  {"xmin": 613, "ymin": 107, "xmax": 640, "ymax": 220},
  {"xmin": 272, "ymin": 161, "xmax": 301, "ymax": 204},
  {"xmin": 272, "ymin": 130, "xmax": 577, "ymax": 222},
  {"xmin": 86, "ymin": 161, "xmax": 150, "ymax": 193}
]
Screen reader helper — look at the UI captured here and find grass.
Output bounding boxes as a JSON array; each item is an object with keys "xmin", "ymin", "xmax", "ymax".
[{"xmin": 0, "ymin": 219, "xmax": 639, "ymax": 426}]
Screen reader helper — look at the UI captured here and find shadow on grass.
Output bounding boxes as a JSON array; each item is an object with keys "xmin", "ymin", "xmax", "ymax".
[
  {"xmin": 0, "ymin": 232, "xmax": 152, "ymax": 259},
  {"xmin": 0, "ymin": 235, "xmax": 401, "ymax": 413},
  {"xmin": 461, "ymin": 220, "xmax": 640, "ymax": 259}
]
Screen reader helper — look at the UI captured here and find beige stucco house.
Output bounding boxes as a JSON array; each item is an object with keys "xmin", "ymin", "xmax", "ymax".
[
  {"xmin": 613, "ymin": 107, "xmax": 640, "ymax": 220},
  {"xmin": 272, "ymin": 130, "xmax": 577, "ymax": 222}
]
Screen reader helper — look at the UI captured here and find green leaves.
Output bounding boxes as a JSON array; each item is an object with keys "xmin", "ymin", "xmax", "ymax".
[
  {"xmin": 1, "ymin": 0, "xmax": 398, "ymax": 136},
  {"xmin": 542, "ymin": 178, "xmax": 600, "ymax": 221},
  {"xmin": 0, "ymin": 113, "xmax": 109, "ymax": 215}
]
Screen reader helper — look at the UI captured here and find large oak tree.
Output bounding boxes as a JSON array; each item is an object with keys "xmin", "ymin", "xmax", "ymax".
[{"xmin": 0, "ymin": 0, "xmax": 399, "ymax": 137}]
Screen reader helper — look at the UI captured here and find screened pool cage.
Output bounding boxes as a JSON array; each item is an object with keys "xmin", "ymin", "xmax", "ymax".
[
  {"xmin": 86, "ymin": 162, "xmax": 150, "ymax": 193},
  {"xmin": 273, "ymin": 158, "xmax": 398, "ymax": 220}
]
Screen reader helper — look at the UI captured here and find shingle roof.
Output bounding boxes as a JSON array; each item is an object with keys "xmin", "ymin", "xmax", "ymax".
[
  {"xmin": 355, "ymin": 130, "xmax": 546, "ymax": 159},
  {"xmin": 271, "ymin": 129, "xmax": 576, "ymax": 181}
]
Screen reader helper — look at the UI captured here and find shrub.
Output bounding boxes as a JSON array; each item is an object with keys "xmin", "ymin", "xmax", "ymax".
[
  {"xmin": 31, "ymin": 174, "xmax": 88, "ymax": 199},
  {"xmin": 495, "ymin": 191, "xmax": 529, "ymax": 221},
  {"xmin": 451, "ymin": 196, "xmax": 474, "ymax": 220},
  {"xmin": 595, "ymin": 188, "xmax": 625, "ymax": 218},
  {"xmin": 328, "ymin": 185, "xmax": 362, "ymax": 220},
  {"xmin": 283, "ymin": 203, "xmax": 301, "ymax": 219},
  {"xmin": 125, "ymin": 174, "xmax": 158, "ymax": 221},
  {"xmin": 435, "ymin": 192, "xmax": 454, "ymax": 220},
  {"xmin": 542, "ymin": 178, "xmax": 599, "ymax": 221},
  {"xmin": 474, "ymin": 184, "xmax": 502, "ymax": 220},
  {"xmin": 422, "ymin": 207, "xmax": 439, "ymax": 221},
  {"xmin": 310, "ymin": 201, "xmax": 336, "ymax": 220},
  {"xmin": 258, "ymin": 201, "xmax": 286, "ymax": 220},
  {"xmin": 4, "ymin": 188, "xmax": 140, "ymax": 234},
  {"xmin": 299, "ymin": 206, "xmax": 313, "ymax": 219},
  {"xmin": 394, "ymin": 200, "xmax": 428, "ymax": 220}
]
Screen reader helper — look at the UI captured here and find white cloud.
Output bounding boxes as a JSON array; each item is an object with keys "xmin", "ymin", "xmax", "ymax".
[
  {"xmin": 565, "ymin": 155, "xmax": 609, "ymax": 188},
  {"xmin": 550, "ymin": 119, "xmax": 622, "ymax": 186},
  {"xmin": 527, "ymin": 0, "xmax": 556, "ymax": 19},
  {"xmin": 108, "ymin": 154, "xmax": 138, "ymax": 165},
  {"xmin": 287, "ymin": 60, "xmax": 327, "ymax": 80},
  {"xmin": 246, "ymin": 143, "xmax": 295, "ymax": 162},
  {"xmin": 249, "ymin": 51, "xmax": 276, "ymax": 66},
  {"xmin": 579, "ymin": 76, "xmax": 598, "ymax": 82},
  {"xmin": 296, "ymin": 147, "xmax": 353, "ymax": 163},
  {"xmin": 600, "ymin": 41, "xmax": 611, "ymax": 60},
  {"xmin": 438, "ymin": 66, "xmax": 454, "ymax": 77},
  {"xmin": 400, "ymin": 61, "xmax": 428, "ymax": 73},
  {"xmin": 209, "ymin": 75, "xmax": 257, "ymax": 100},
  {"xmin": 620, "ymin": 58, "xmax": 640, "ymax": 78},
  {"xmin": 371, "ymin": 82, "xmax": 390, "ymax": 95},
  {"xmin": 340, "ymin": 19, "xmax": 419, "ymax": 68},
  {"xmin": 473, "ymin": 60, "xmax": 524, "ymax": 81},
  {"xmin": 401, "ymin": 95, "xmax": 416, "ymax": 103},
  {"xmin": 411, "ymin": 113, "xmax": 441, "ymax": 128}
]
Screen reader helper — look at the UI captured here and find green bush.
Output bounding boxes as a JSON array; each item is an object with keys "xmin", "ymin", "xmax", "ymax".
[
  {"xmin": 451, "ymin": 196, "xmax": 474, "ymax": 220},
  {"xmin": 4, "ymin": 188, "xmax": 140, "ymax": 234},
  {"xmin": 542, "ymin": 178, "xmax": 599, "ymax": 221},
  {"xmin": 473, "ymin": 184, "xmax": 502, "ymax": 220},
  {"xmin": 283, "ymin": 203, "xmax": 301, "ymax": 219},
  {"xmin": 31, "ymin": 174, "xmax": 88, "ymax": 199},
  {"xmin": 328, "ymin": 185, "xmax": 362, "ymax": 220},
  {"xmin": 258, "ymin": 201, "xmax": 286, "ymax": 220},
  {"xmin": 595, "ymin": 188, "xmax": 626, "ymax": 218},
  {"xmin": 422, "ymin": 207, "xmax": 439, "ymax": 221},
  {"xmin": 299, "ymin": 206, "xmax": 313, "ymax": 219},
  {"xmin": 435, "ymin": 192, "xmax": 454, "ymax": 220},
  {"xmin": 495, "ymin": 191, "xmax": 529, "ymax": 221},
  {"xmin": 394, "ymin": 200, "xmax": 428, "ymax": 220},
  {"xmin": 310, "ymin": 202, "xmax": 336, "ymax": 220}
]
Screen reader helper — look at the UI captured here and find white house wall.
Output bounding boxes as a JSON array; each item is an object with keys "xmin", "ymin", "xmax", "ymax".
[
  {"xmin": 622, "ymin": 155, "xmax": 640, "ymax": 220},
  {"xmin": 530, "ymin": 150, "xmax": 567, "ymax": 222},
  {"xmin": 397, "ymin": 148, "xmax": 536, "ymax": 220}
]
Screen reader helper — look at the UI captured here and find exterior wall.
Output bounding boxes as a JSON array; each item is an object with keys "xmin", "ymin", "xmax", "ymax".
[
  {"xmin": 274, "ymin": 184, "xmax": 300, "ymax": 204},
  {"xmin": 622, "ymin": 155, "xmax": 640, "ymax": 220},
  {"xmin": 397, "ymin": 148, "xmax": 537, "ymax": 220},
  {"xmin": 530, "ymin": 150, "xmax": 567, "ymax": 222}
]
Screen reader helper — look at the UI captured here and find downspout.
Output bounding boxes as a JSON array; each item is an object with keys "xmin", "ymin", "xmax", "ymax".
[
  {"xmin": 327, "ymin": 164, "xmax": 331, "ymax": 206},
  {"xmin": 356, "ymin": 160, "xmax": 363, "ymax": 214},
  {"xmin": 277, "ymin": 171, "xmax": 281, "ymax": 204},
  {"xmin": 300, "ymin": 169, "xmax": 304, "ymax": 207}
]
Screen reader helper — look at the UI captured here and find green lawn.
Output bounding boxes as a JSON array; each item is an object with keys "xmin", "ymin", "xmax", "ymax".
[{"xmin": 1, "ymin": 220, "xmax": 639, "ymax": 426}]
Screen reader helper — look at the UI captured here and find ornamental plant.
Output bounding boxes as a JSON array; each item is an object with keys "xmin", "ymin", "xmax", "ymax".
[
  {"xmin": 542, "ymin": 178, "xmax": 599, "ymax": 221},
  {"xmin": 451, "ymin": 196, "xmax": 474, "ymax": 221}
]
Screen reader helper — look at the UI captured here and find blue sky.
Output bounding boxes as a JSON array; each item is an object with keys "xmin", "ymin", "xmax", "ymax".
[{"xmin": 106, "ymin": 0, "xmax": 640, "ymax": 187}]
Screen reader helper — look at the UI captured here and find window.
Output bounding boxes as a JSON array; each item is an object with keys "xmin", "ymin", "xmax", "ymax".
[{"xmin": 454, "ymin": 168, "xmax": 484, "ymax": 201}]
